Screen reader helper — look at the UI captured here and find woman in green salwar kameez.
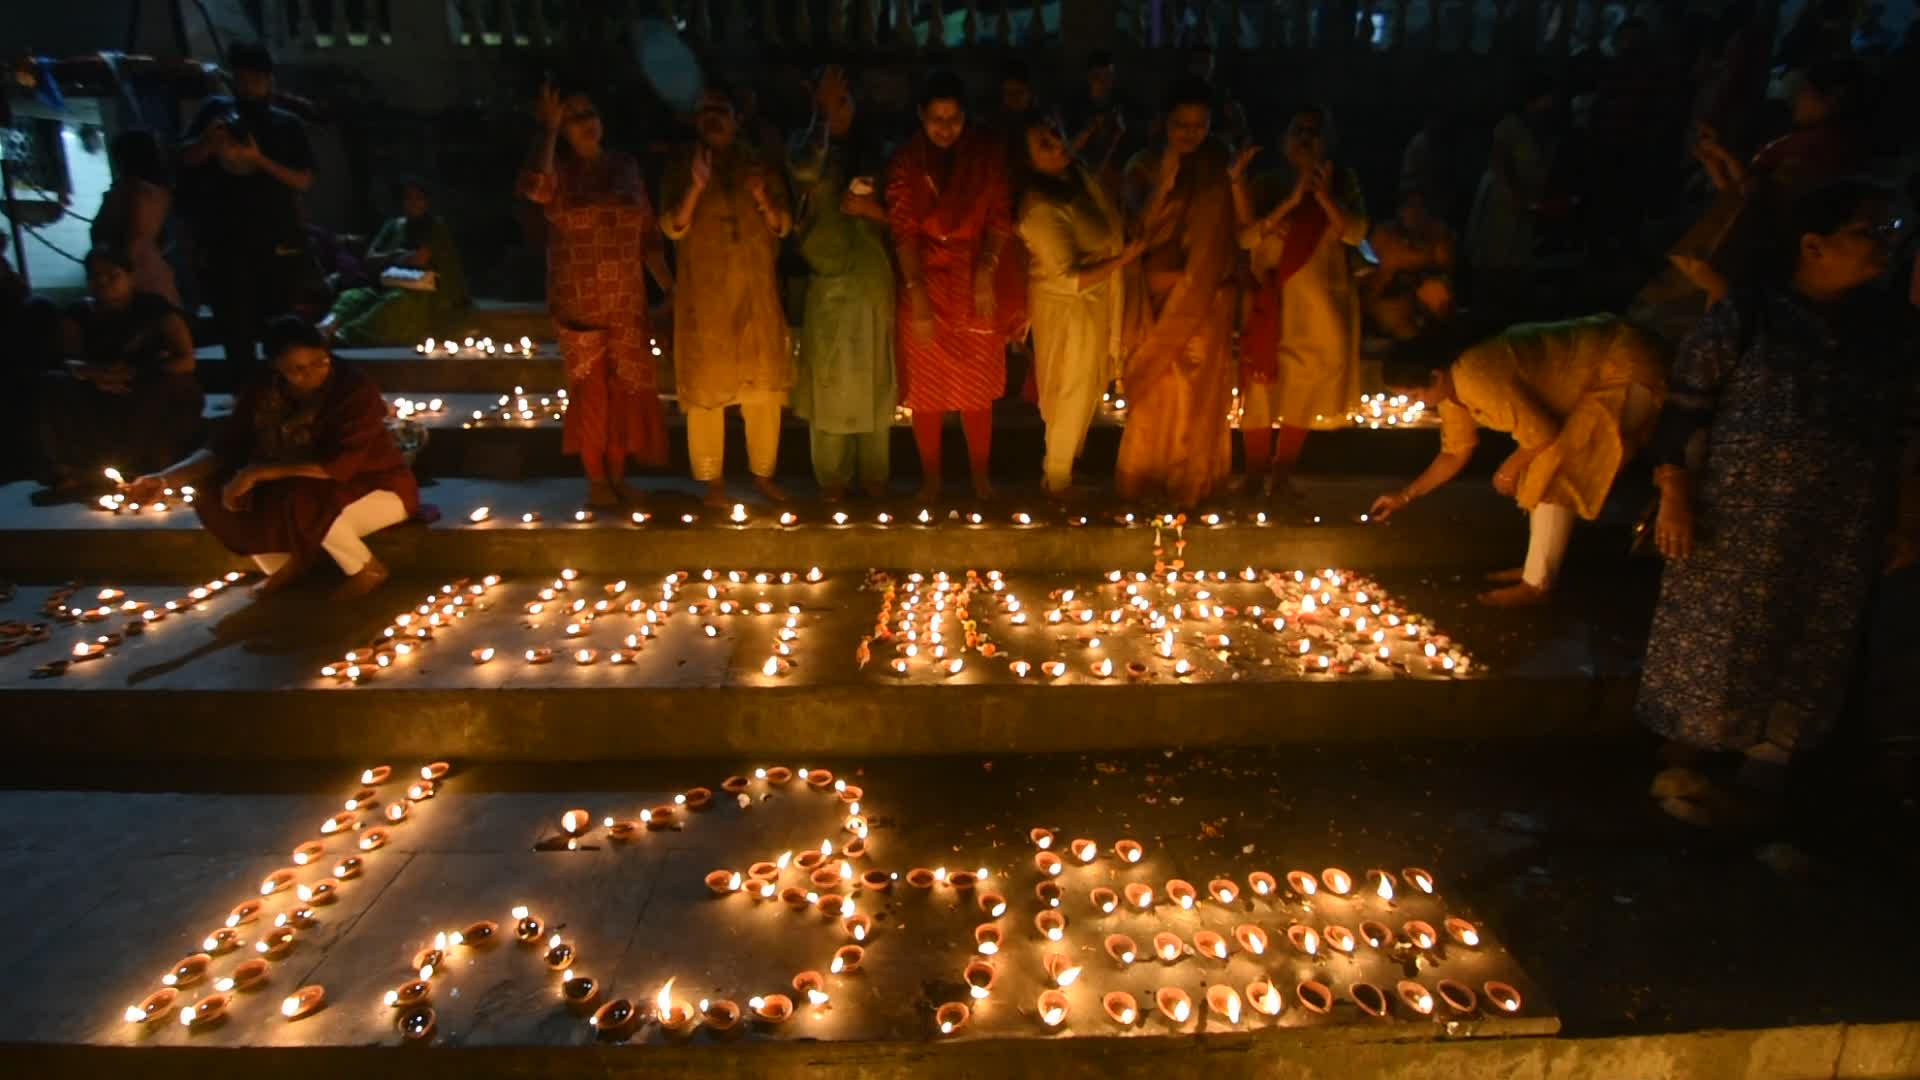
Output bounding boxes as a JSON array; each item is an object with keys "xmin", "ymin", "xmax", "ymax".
[
  {"xmin": 788, "ymin": 66, "xmax": 897, "ymax": 500},
  {"xmin": 321, "ymin": 181, "xmax": 472, "ymax": 347}
]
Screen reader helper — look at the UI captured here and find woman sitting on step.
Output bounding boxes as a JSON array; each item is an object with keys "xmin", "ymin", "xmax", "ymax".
[
  {"xmin": 318, "ymin": 178, "xmax": 471, "ymax": 347},
  {"xmin": 1368, "ymin": 314, "xmax": 1667, "ymax": 607},
  {"xmin": 122, "ymin": 317, "xmax": 417, "ymax": 597}
]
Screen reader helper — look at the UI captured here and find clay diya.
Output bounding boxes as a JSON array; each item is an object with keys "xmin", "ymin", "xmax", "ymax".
[
  {"xmin": 1232, "ymin": 924, "xmax": 1269, "ymax": 956},
  {"xmin": 1437, "ymin": 979, "xmax": 1478, "ymax": 1014},
  {"xmin": 1102, "ymin": 991, "xmax": 1139, "ymax": 1026},
  {"xmin": 590, "ymin": 998, "xmax": 639, "ymax": 1039},
  {"xmin": 1350, "ymin": 982, "xmax": 1389, "ymax": 1019},
  {"xmin": 1484, "ymin": 981, "xmax": 1522, "ymax": 1013},
  {"xmin": 977, "ymin": 890, "xmax": 1007, "ymax": 917},
  {"xmin": 1248, "ymin": 871, "xmax": 1277, "ymax": 898},
  {"xmin": 1154, "ymin": 987, "xmax": 1194, "ymax": 1025},
  {"xmin": 750, "ymin": 994, "xmax": 794, "ymax": 1024},
  {"xmin": 1105, "ymin": 933, "xmax": 1139, "ymax": 965},
  {"xmin": 1403, "ymin": 920, "xmax": 1438, "ymax": 951},
  {"xmin": 1397, "ymin": 980, "xmax": 1436, "ymax": 1016},
  {"xmin": 701, "ymin": 998, "xmax": 741, "ymax": 1032},
  {"xmin": 962, "ymin": 959, "xmax": 997, "ymax": 1001},
  {"xmin": 1205, "ymin": 984, "xmax": 1242, "ymax": 1025},
  {"xmin": 1113, "ymin": 839, "xmax": 1144, "ymax": 864},
  {"xmin": 163, "ymin": 954, "xmax": 212, "ymax": 988},
  {"xmin": 1324, "ymin": 924, "xmax": 1358, "ymax": 954},
  {"xmin": 1445, "ymin": 917, "xmax": 1481, "ymax": 947},
  {"xmin": 1123, "ymin": 882, "xmax": 1155, "ymax": 910},
  {"xmin": 935, "ymin": 1001, "xmax": 970, "ymax": 1034},
  {"xmin": 1089, "ymin": 886, "xmax": 1119, "ymax": 914},
  {"xmin": 280, "ymin": 985, "xmax": 326, "ymax": 1021},
  {"xmin": 1165, "ymin": 879, "xmax": 1198, "ymax": 910},
  {"xmin": 385, "ymin": 979, "xmax": 433, "ymax": 1008},
  {"xmin": 124, "ymin": 988, "xmax": 178, "ymax": 1025},
  {"xmin": 1286, "ymin": 870, "xmax": 1319, "ymax": 897},
  {"xmin": 1152, "ymin": 931, "xmax": 1185, "ymax": 963},
  {"xmin": 1034, "ymin": 910, "xmax": 1067, "ymax": 942},
  {"xmin": 1247, "ymin": 979, "xmax": 1284, "ymax": 1017},
  {"xmin": 1208, "ymin": 878, "xmax": 1240, "ymax": 904},
  {"xmin": 1043, "ymin": 952, "xmax": 1082, "ymax": 987},
  {"xmin": 1296, "ymin": 979, "xmax": 1334, "ymax": 1015},
  {"xmin": 560, "ymin": 975, "xmax": 599, "ymax": 1012},
  {"xmin": 178, "ymin": 991, "xmax": 231, "ymax": 1028},
  {"xmin": 1192, "ymin": 929, "xmax": 1229, "ymax": 961},
  {"xmin": 829, "ymin": 945, "xmax": 864, "ymax": 974},
  {"xmin": 974, "ymin": 924, "xmax": 1004, "ymax": 956}
]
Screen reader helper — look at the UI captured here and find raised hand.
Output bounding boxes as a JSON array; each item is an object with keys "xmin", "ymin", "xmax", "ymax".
[
  {"xmin": 1227, "ymin": 144, "xmax": 1261, "ymax": 183},
  {"xmin": 690, "ymin": 145, "xmax": 713, "ymax": 191},
  {"xmin": 534, "ymin": 83, "xmax": 564, "ymax": 130}
]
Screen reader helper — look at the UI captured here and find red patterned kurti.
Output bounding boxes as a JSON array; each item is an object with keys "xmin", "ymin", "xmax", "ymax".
[
  {"xmin": 886, "ymin": 129, "xmax": 1025, "ymax": 413},
  {"xmin": 517, "ymin": 151, "xmax": 667, "ymax": 466}
]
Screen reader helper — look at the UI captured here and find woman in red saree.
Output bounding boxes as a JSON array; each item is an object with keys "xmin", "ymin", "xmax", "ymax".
[
  {"xmin": 887, "ymin": 70, "xmax": 1027, "ymax": 499},
  {"xmin": 1114, "ymin": 79, "xmax": 1238, "ymax": 507},
  {"xmin": 124, "ymin": 318, "xmax": 417, "ymax": 597}
]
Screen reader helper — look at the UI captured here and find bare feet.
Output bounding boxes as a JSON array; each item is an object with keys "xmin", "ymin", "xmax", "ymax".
[
  {"xmin": 752, "ymin": 476, "xmax": 789, "ymax": 503},
  {"xmin": 334, "ymin": 557, "xmax": 390, "ymax": 599},
  {"xmin": 1477, "ymin": 581, "xmax": 1549, "ymax": 608},
  {"xmin": 970, "ymin": 472, "xmax": 995, "ymax": 501},
  {"xmin": 609, "ymin": 479, "xmax": 645, "ymax": 506},
  {"xmin": 585, "ymin": 480, "xmax": 618, "ymax": 508},
  {"xmin": 1485, "ymin": 567, "xmax": 1526, "ymax": 585},
  {"xmin": 701, "ymin": 480, "xmax": 730, "ymax": 508}
]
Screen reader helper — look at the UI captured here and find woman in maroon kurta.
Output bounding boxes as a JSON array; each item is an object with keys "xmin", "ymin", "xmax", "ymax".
[
  {"xmin": 887, "ymin": 70, "xmax": 1026, "ymax": 499},
  {"xmin": 125, "ymin": 318, "xmax": 417, "ymax": 597},
  {"xmin": 518, "ymin": 85, "xmax": 673, "ymax": 508}
]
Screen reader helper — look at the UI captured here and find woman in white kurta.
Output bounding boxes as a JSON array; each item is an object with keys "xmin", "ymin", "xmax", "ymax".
[
  {"xmin": 1017, "ymin": 120, "xmax": 1145, "ymax": 495},
  {"xmin": 1232, "ymin": 105, "xmax": 1367, "ymax": 496}
]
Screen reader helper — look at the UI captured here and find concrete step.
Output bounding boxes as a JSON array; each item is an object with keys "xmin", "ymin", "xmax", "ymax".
[
  {"xmin": 0, "ymin": 559, "xmax": 1652, "ymax": 763},
  {"xmin": 193, "ymin": 345, "xmax": 565, "ymax": 394},
  {"xmin": 0, "ymin": 476, "xmax": 1609, "ymax": 579}
]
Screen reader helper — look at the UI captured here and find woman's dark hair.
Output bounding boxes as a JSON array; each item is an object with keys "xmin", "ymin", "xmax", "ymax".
[
  {"xmin": 83, "ymin": 246, "xmax": 135, "ymax": 275},
  {"xmin": 227, "ymin": 41, "xmax": 274, "ymax": 76},
  {"xmin": 1020, "ymin": 116, "xmax": 1079, "ymax": 205},
  {"xmin": 1790, "ymin": 178, "xmax": 1892, "ymax": 241},
  {"xmin": 919, "ymin": 69, "xmax": 968, "ymax": 110},
  {"xmin": 1164, "ymin": 77, "xmax": 1214, "ymax": 114},
  {"xmin": 1287, "ymin": 104, "xmax": 1336, "ymax": 151},
  {"xmin": 390, "ymin": 174, "xmax": 431, "ymax": 205},
  {"xmin": 108, "ymin": 130, "xmax": 167, "ymax": 185},
  {"xmin": 263, "ymin": 314, "xmax": 327, "ymax": 359}
]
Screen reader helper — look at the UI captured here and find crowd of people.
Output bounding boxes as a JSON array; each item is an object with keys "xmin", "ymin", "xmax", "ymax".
[{"xmin": 3, "ymin": 16, "xmax": 1918, "ymax": 821}]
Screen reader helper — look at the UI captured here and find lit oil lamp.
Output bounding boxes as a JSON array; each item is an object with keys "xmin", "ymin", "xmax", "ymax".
[
  {"xmin": 225, "ymin": 900, "xmax": 262, "ymax": 928},
  {"xmin": 1034, "ymin": 851, "xmax": 1063, "ymax": 876},
  {"xmin": 590, "ymin": 997, "xmax": 640, "ymax": 1039},
  {"xmin": 1296, "ymin": 979, "xmax": 1334, "ymax": 1015},
  {"xmin": 1152, "ymin": 931, "xmax": 1184, "ymax": 963},
  {"xmin": 1396, "ymin": 979, "xmax": 1436, "ymax": 1017},
  {"xmin": 1484, "ymin": 981, "xmax": 1522, "ymax": 1013},
  {"xmin": 1089, "ymin": 886, "xmax": 1118, "ymax": 914},
  {"xmin": 1232, "ymin": 923, "xmax": 1269, "ymax": 956},
  {"xmin": 280, "ymin": 985, "xmax": 326, "ymax": 1021},
  {"xmin": 1287, "ymin": 923, "xmax": 1320, "ymax": 956},
  {"xmin": 385, "ymin": 979, "xmax": 433, "ymax": 1009},
  {"xmin": 1114, "ymin": 839, "xmax": 1144, "ymax": 864},
  {"xmin": 178, "ymin": 992, "xmax": 232, "ymax": 1028},
  {"xmin": 1367, "ymin": 869, "xmax": 1396, "ymax": 902},
  {"xmin": 291, "ymin": 841, "xmax": 325, "ymax": 866},
  {"xmin": 1247, "ymin": 979, "xmax": 1283, "ymax": 1017},
  {"xmin": 1070, "ymin": 838, "xmax": 1097, "ymax": 863},
  {"xmin": 1445, "ymin": 917, "xmax": 1481, "ymax": 947},
  {"xmin": 1034, "ymin": 910, "xmax": 1067, "ymax": 942},
  {"xmin": 259, "ymin": 868, "xmax": 299, "ymax": 895},
  {"xmin": 974, "ymin": 924, "xmax": 1003, "ymax": 956},
  {"xmin": 1247, "ymin": 870, "xmax": 1277, "ymax": 898},
  {"xmin": 1360, "ymin": 920, "xmax": 1395, "ymax": 950},
  {"xmin": 1166, "ymin": 879, "xmax": 1197, "ymax": 910},
  {"xmin": 1154, "ymin": 987, "xmax": 1193, "ymax": 1026},
  {"xmin": 1103, "ymin": 991, "xmax": 1138, "ymax": 1026},
  {"xmin": 977, "ymin": 891, "xmax": 1008, "ymax": 917},
  {"xmin": 1397, "ymin": 918, "xmax": 1437, "ymax": 951},
  {"xmin": 1206, "ymin": 984, "xmax": 1242, "ymax": 1025},
  {"xmin": 544, "ymin": 937, "xmax": 576, "ymax": 970},
  {"xmin": 125, "ymin": 988, "xmax": 178, "ymax": 1025},
  {"xmin": 656, "ymin": 978, "xmax": 698, "ymax": 1034},
  {"xmin": 295, "ymin": 878, "xmax": 340, "ymax": 905},
  {"xmin": 829, "ymin": 944, "xmax": 865, "ymax": 974},
  {"xmin": 1325, "ymin": 924, "xmax": 1357, "ymax": 954},
  {"xmin": 1043, "ymin": 952, "xmax": 1081, "ymax": 988},
  {"xmin": 793, "ymin": 970, "xmax": 830, "ymax": 1008},
  {"xmin": 750, "ymin": 993, "xmax": 794, "ymax": 1024},
  {"xmin": 1209, "ymin": 878, "xmax": 1240, "ymax": 904},
  {"xmin": 962, "ymin": 959, "xmax": 996, "ymax": 1001},
  {"xmin": 842, "ymin": 914, "xmax": 872, "ymax": 941},
  {"xmin": 1104, "ymin": 933, "xmax": 1138, "ymax": 966},
  {"xmin": 700, "ymin": 997, "xmax": 741, "ymax": 1032},
  {"xmin": 935, "ymin": 1001, "xmax": 970, "ymax": 1035},
  {"xmin": 1123, "ymin": 882, "xmax": 1154, "ymax": 910},
  {"xmin": 358, "ymin": 827, "xmax": 391, "ymax": 852},
  {"xmin": 1286, "ymin": 870, "xmax": 1317, "ymax": 897}
]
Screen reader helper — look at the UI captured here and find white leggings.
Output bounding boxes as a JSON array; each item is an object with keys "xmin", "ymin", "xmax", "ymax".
[
  {"xmin": 1521, "ymin": 382, "xmax": 1662, "ymax": 590},
  {"xmin": 685, "ymin": 401, "xmax": 782, "ymax": 482},
  {"xmin": 252, "ymin": 490, "xmax": 408, "ymax": 577}
]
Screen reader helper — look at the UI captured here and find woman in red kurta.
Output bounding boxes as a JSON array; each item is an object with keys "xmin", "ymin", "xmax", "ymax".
[
  {"xmin": 124, "ymin": 317, "xmax": 418, "ymax": 597},
  {"xmin": 887, "ymin": 70, "xmax": 1026, "ymax": 499},
  {"xmin": 518, "ymin": 85, "xmax": 673, "ymax": 508}
]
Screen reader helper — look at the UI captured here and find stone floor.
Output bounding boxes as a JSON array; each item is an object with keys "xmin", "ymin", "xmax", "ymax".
[{"xmin": 1, "ymin": 744, "xmax": 1915, "ymax": 1060}]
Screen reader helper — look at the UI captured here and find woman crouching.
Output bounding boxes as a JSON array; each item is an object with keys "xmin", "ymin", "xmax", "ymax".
[{"xmin": 123, "ymin": 316, "xmax": 417, "ymax": 596}]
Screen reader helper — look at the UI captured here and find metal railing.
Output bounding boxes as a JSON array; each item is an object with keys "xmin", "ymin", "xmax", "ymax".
[{"xmin": 262, "ymin": 0, "xmax": 1638, "ymax": 57}]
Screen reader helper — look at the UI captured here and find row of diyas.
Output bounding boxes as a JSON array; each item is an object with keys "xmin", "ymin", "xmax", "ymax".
[
  {"xmin": 412, "ymin": 335, "xmax": 543, "ymax": 357},
  {"xmin": 463, "ymin": 505, "xmax": 1347, "ymax": 529},
  {"xmin": 18, "ymin": 572, "xmax": 247, "ymax": 678},
  {"xmin": 93, "ymin": 467, "xmax": 196, "ymax": 515},
  {"xmin": 122, "ymin": 761, "xmax": 450, "ymax": 1035},
  {"xmin": 318, "ymin": 577, "xmax": 501, "ymax": 683}
]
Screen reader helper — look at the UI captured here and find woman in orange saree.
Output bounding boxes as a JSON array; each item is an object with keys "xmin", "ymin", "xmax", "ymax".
[{"xmin": 1114, "ymin": 79, "xmax": 1238, "ymax": 507}]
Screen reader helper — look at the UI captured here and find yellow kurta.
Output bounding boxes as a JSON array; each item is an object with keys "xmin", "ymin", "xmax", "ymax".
[
  {"xmin": 661, "ymin": 143, "xmax": 793, "ymax": 410},
  {"xmin": 1241, "ymin": 167, "xmax": 1368, "ymax": 430},
  {"xmin": 1439, "ymin": 314, "xmax": 1668, "ymax": 519}
]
